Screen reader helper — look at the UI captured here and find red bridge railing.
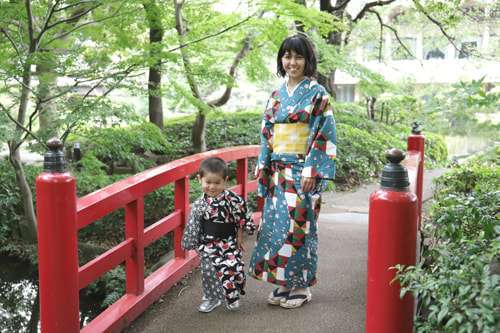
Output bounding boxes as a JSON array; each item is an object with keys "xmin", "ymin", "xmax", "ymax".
[{"xmin": 36, "ymin": 144, "xmax": 260, "ymax": 332}]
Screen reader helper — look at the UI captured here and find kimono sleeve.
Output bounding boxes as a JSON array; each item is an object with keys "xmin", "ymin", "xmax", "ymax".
[
  {"xmin": 302, "ymin": 87, "xmax": 337, "ymax": 180},
  {"xmin": 232, "ymin": 194, "xmax": 256, "ymax": 235},
  {"xmin": 181, "ymin": 196, "xmax": 205, "ymax": 250},
  {"xmin": 256, "ymin": 91, "xmax": 279, "ymax": 198}
]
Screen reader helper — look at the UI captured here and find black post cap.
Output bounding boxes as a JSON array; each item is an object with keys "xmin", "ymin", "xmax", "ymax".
[
  {"xmin": 43, "ymin": 138, "xmax": 66, "ymax": 173},
  {"xmin": 380, "ymin": 148, "xmax": 409, "ymax": 191},
  {"xmin": 412, "ymin": 122, "xmax": 422, "ymax": 135}
]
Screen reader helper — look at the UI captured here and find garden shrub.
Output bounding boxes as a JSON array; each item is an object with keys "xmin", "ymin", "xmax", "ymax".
[
  {"xmin": 0, "ymin": 157, "xmax": 40, "ymax": 254},
  {"xmin": 424, "ymin": 132, "xmax": 449, "ymax": 166},
  {"xmin": 76, "ymin": 122, "xmax": 172, "ymax": 173},
  {"xmin": 393, "ymin": 156, "xmax": 499, "ymax": 332},
  {"xmin": 0, "ymin": 157, "xmax": 22, "ymax": 242}
]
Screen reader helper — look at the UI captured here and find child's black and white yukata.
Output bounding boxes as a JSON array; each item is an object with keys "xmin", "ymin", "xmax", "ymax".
[{"xmin": 181, "ymin": 189, "xmax": 255, "ymax": 306}]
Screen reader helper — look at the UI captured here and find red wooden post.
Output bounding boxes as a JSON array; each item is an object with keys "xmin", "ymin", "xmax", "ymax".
[
  {"xmin": 126, "ymin": 198, "xmax": 145, "ymax": 295},
  {"xmin": 407, "ymin": 124, "xmax": 425, "ymax": 228},
  {"xmin": 366, "ymin": 149, "xmax": 418, "ymax": 333},
  {"xmin": 175, "ymin": 176, "xmax": 190, "ymax": 259},
  {"xmin": 36, "ymin": 138, "xmax": 80, "ymax": 332},
  {"xmin": 237, "ymin": 157, "xmax": 249, "ymax": 200}
]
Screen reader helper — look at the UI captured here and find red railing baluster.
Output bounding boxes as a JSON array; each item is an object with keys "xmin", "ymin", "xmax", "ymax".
[
  {"xmin": 175, "ymin": 176, "xmax": 190, "ymax": 259},
  {"xmin": 237, "ymin": 157, "xmax": 249, "ymax": 200},
  {"xmin": 126, "ymin": 198, "xmax": 145, "ymax": 295}
]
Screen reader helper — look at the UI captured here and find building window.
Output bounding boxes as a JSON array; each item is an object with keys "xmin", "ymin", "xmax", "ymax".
[
  {"xmin": 363, "ymin": 40, "xmax": 385, "ymax": 61},
  {"xmin": 334, "ymin": 85, "xmax": 355, "ymax": 103},
  {"xmin": 457, "ymin": 41, "xmax": 478, "ymax": 58},
  {"xmin": 391, "ymin": 37, "xmax": 416, "ymax": 60},
  {"xmin": 487, "ymin": 35, "xmax": 499, "ymax": 57},
  {"xmin": 424, "ymin": 37, "xmax": 447, "ymax": 59}
]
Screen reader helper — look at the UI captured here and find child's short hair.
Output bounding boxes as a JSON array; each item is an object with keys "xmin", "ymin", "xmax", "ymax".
[{"xmin": 198, "ymin": 157, "xmax": 228, "ymax": 179}]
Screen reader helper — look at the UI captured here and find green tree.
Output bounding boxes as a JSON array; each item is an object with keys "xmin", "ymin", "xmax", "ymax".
[
  {"xmin": 0, "ymin": 0, "xmax": 140, "ymax": 242},
  {"xmin": 143, "ymin": 0, "xmax": 167, "ymax": 132},
  {"xmin": 418, "ymin": 77, "xmax": 500, "ymax": 136},
  {"xmin": 297, "ymin": 0, "xmax": 499, "ymax": 99},
  {"xmin": 172, "ymin": 0, "xmax": 264, "ymax": 152}
]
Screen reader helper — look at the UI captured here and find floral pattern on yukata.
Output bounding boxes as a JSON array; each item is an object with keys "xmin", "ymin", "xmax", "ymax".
[{"xmin": 181, "ymin": 190, "xmax": 255, "ymax": 302}]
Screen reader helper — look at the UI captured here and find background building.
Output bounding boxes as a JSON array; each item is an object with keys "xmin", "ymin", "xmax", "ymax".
[{"xmin": 335, "ymin": 1, "xmax": 500, "ymax": 102}]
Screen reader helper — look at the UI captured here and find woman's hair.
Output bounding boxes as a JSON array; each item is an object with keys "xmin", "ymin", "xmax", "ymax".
[
  {"xmin": 276, "ymin": 34, "xmax": 317, "ymax": 78},
  {"xmin": 198, "ymin": 157, "xmax": 228, "ymax": 179}
]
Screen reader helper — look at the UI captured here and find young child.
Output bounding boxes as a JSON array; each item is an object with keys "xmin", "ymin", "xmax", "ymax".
[{"xmin": 181, "ymin": 157, "xmax": 255, "ymax": 312}]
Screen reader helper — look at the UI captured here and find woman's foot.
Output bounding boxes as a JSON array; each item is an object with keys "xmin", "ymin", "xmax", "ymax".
[
  {"xmin": 280, "ymin": 287, "xmax": 312, "ymax": 309},
  {"xmin": 267, "ymin": 286, "xmax": 292, "ymax": 305}
]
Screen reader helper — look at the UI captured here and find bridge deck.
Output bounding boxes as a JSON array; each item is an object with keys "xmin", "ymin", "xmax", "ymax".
[{"xmin": 122, "ymin": 168, "xmax": 446, "ymax": 333}]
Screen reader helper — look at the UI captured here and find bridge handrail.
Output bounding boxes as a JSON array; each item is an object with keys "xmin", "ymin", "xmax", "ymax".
[
  {"xmin": 401, "ymin": 133, "xmax": 425, "ymax": 228},
  {"xmin": 37, "ymin": 145, "xmax": 260, "ymax": 333}
]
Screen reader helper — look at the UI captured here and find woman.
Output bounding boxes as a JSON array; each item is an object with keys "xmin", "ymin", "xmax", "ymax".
[{"xmin": 248, "ymin": 34, "xmax": 337, "ymax": 309}]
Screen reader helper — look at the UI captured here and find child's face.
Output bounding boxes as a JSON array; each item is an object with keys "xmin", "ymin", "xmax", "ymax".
[{"xmin": 198, "ymin": 171, "xmax": 227, "ymax": 198}]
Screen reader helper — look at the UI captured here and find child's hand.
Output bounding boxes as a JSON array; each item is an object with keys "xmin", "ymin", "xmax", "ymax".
[
  {"xmin": 238, "ymin": 240, "xmax": 246, "ymax": 252},
  {"xmin": 237, "ymin": 229, "xmax": 246, "ymax": 252}
]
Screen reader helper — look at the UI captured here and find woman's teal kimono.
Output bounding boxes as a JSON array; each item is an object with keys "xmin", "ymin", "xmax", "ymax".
[{"xmin": 249, "ymin": 77, "xmax": 337, "ymax": 288}]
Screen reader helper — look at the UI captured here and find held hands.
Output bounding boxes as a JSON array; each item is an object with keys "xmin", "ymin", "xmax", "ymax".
[{"xmin": 301, "ymin": 176, "xmax": 316, "ymax": 193}]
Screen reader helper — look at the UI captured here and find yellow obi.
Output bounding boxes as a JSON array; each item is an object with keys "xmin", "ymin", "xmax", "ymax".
[{"xmin": 273, "ymin": 123, "xmax": 309, "ymax": 154}]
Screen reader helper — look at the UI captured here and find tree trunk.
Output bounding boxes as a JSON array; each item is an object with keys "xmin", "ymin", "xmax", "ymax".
[
  {"xmin": 36, "ymin": 60, "xmax": 60, "ymax": 141},
  {"xmin": 148, "ymin": 65, "xmax": 164, "ymax": 132},
  {"xmin": 144, "ymin": 1, "xmax": 164, "ymax": 132},
  {"xmin": 366, "ymin": 96, "xmax": 376, "ymax": 120},
  {"xmin": 317, "ymin": 71, "xmax": 337, "ymax": 100},
  {"xmin": 173, "ymin": 1, "xmax": 259, "ymax": 153},
  {"xmin": 9, "ymin": 68, "xmax": 38, "ymax": 243},
  {"xmin": 28, "ymin": 291, "xmax": 40, "ymax": 333},
  {"xmin": 192, "ymin": 113, "xmax": 206, "ymax": 153},
  {"xmin": 10, "ymin": 148, "xmax": 38, "ymax": 243}
]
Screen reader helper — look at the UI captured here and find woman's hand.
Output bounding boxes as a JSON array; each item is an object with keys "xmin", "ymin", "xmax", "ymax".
[{"xmin": 301, "ymin": 176, "xmax": 316, "ymax": 193}]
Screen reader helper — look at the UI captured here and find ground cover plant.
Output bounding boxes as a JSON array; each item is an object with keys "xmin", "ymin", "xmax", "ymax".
[{"xmin": 393, "ymin": 148, "xmax": 500, "ymax": 332}]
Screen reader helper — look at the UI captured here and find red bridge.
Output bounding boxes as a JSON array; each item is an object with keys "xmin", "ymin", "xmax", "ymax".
[
  {"xmin": 36, "ymin": 132, "xmax": 424, "ymax": 333},
  {"xmin": 36, "ymin": 145, "xmax": 262, "ymax": 332}
]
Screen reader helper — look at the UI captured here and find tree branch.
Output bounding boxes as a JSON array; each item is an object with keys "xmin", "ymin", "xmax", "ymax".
[
  {"xmin": 54, "ymin": 0, "xmax": 100, "ymax": 13},
  {"xmin": 0, "ymin": 103, "xmax": 44, "ymax": 149},
  {"xmin": 411, "ymin": 0, "xmax": 459, "ymax": 51},
  {"xmin": 207, "ymin": 10, "xmax": 264, "ymax": 107},
  {"xmin": 39, "ymin": 4, "xmax": 128, "ymax": 49},
  {"xmin": 25, "ymin": 0, "xmax": 36, "ymax": 51},
  {"xmin": 369, "ymin": 8, "xmax": 418, "ymax": 61},
  {"xmin": 174, "ymin": 0, "xmax": 202, "ymax": 100},
  {"xmin": 353, "ymin": 0, "xmax": 397, "ymax": 22},
  {"xmin": 60, "ymin": 64, "xmax": 138, "ymax": 143},
  {"xmin": 166, "ymin": 10, "xmax": 260, "ymax": 54},
  {"xmin": 0, "ymin": 26, "xmax": 22, "ymax": 58},
  {"xmin": 207, "ymin": 35, "xmax": 251, "ymax": 107}
]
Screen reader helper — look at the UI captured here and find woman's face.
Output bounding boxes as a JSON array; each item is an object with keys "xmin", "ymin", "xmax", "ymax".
[{"xmin": 281, "ymin": 50, "xmax": 306, "ymax": 82}]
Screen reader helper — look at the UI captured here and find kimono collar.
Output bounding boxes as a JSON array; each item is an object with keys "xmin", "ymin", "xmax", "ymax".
[
  {"xmin": 204, "ymin": 190, "xmax": 227, "ymax": 202},
  {"xmin": 284, "ymin": 76, "xmax": 311, "ymax": 96}
]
